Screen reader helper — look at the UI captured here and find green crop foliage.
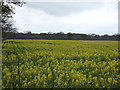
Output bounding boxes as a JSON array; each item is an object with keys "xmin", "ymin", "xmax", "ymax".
[{"xmin": 2, "ymin": 40, "xmax": 120, "ymax": 88}]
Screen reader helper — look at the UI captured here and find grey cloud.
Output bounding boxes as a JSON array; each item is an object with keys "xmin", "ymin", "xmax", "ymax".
[
  {"xmin": 26, "ymin": 2, "xmax": 106, "ymax": 16},
  {"xmin": 13, "ymin": 2, "xmax": 118, "ymax": 35}
]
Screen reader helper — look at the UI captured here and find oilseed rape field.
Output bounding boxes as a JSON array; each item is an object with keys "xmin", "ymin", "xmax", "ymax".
[{"xmin": 2, "ymin": 40, "xmax": 120, "ymax": 88}]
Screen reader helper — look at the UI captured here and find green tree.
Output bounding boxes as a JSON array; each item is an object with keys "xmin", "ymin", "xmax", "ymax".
[{"xmin": 0, "ymin": 0, "xmax": 25, "ymax": 40}]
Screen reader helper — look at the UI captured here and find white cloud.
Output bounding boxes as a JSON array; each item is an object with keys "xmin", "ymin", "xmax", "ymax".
[
  {"xmin": 24, "ymin": 0, "xmax": 119, "ymax": 2},
  {"xmin": 13, "ymin": 2, "xmax": 118, "ymax": 35},
  {"xmin": 62, "ymin": 8, "xmax": 117, "ymax": 25}
]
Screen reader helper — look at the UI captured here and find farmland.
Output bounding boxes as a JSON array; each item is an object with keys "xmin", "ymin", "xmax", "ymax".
[{"xmin": 2, "ymin": 40, "xmax": 119, "ymax": 88}]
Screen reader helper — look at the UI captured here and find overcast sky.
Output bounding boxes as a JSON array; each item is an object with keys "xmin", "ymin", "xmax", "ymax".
[{"xmin": 13, "ymin": 0, "xmax": 118, "ymax": 35}]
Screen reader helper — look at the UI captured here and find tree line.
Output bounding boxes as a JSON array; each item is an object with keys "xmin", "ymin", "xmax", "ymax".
[{"xmin": 2, "ymin": 31, "xmax": 120, "ymax": 40}]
